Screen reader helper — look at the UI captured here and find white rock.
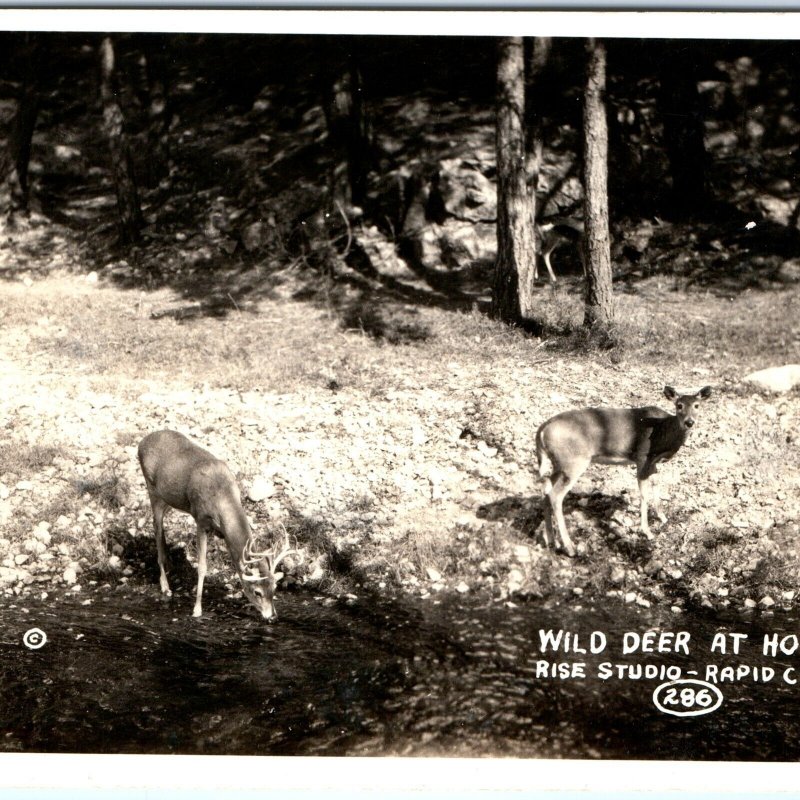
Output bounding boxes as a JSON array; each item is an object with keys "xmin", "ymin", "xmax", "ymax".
[
  {"xmin": 744, "ymin": 598, "xmax": 757, "ymax": 609},
  {"xmin": 425, "ymin": 566, "xmax": 442, "ymax": 582},
  {"xmin": 107, "ymin": 555, "xmax": 122, "ymax": 570},
  {"xmin": 507, "ymin": 568, "xmax": 525, "ymax": 593},
  {"xmin": 512, "ymin": 545, "xmax": 531, "ymax": 564},
  {"xmin": 0, "ymin": 567, "xmax": 20, "ymax": 585},
  {"xmin": 455, "ymin": 581, "xmax": 470, "ymax": 594},
  {"xmin": 624, "ymin": 591, "xmax": 638, "ymax": 604},
  {"xmin": 248, "ymin": 476, "xmax": 276, "ymax": 502},
  {"xmin": 63, "ymin": 566, "xmax": 78, "ymax": 585},
  {"xmin": 759, "ymin": 595, "xmax": 776, "ymax": 608},
  {"xmin": 745, "ymin": 365, "xmax": 800, "ymax": 393},
  {"xmin": 476, "ymin": 441, "xmax": 498, "ymax": 458},
  {"xmin": 33, "ymin": 529, "xmax": 51, "ymax": 545},
  {"xmin": 14, "ymin": 554, "xmax": 29, "ymax": 566}
]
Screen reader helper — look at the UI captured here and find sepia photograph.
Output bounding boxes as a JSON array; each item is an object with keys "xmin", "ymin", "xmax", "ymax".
[{"xmin": 0, "ymin": 8, "xmax": 799, "ymax": 776}]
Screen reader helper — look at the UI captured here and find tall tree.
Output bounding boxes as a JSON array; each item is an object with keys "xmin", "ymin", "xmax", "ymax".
[
  {"xmin": 141, "ymin": 36, "xmax": 173, "ymax": 189},
  {"xmin": 99, "ymin": 35, "xmax": 143, "ymax": 244},
  {"xmin": 320, "ymin": 41, "xmax": 369, "ymax": 211},
  {"xmin": 0, "ymin": 34, "xmax": 41, "ymax": 217},
  {"xmin": 492, "ymin": 37, "xmax": 537, "ymax": 326},
  {"xmin": 582, "ymin": 38, "xmax": 615, "ymax": 331},
  {"xmin": 525, "ymin": 36, "xmax": 552, "ymax": 199},
  {"xmin": 659, "ymin": 54, "xmax": 707, "ymax": 216}
]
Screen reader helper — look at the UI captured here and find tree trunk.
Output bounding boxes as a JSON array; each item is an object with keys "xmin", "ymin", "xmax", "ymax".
[
  {"xmin": 582, "ymin": 38, "xmax": 615, "ymax": 331},
  {"xmin": 99, "ymin": 36, "xmax": 143, "ymax": 245},
  {"xmin": 659, "ymin": 56, "xmax": 707, "ymax": 216},
  {"xmin": 492, "ymin": 37, "xmax": 538, "ymax": 326},
  {"xmin": 141, "ymin": 38, "xmax": 172, "ymax": 188},
  {"xmin": 0, "ymin": 34, "xmax": 40, "ymax": 216},
  {"xmin": 525, "ymin": 36, "xmax": 552, "ymax": 198},
  {"xmin": 321, "ymin": 47, "xmax": 368, "ymax": 211}
]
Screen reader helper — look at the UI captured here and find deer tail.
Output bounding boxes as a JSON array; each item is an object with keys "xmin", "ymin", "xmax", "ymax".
[{"xmin": 535, "ymin": 427, "xmax": 553, "ymax": 491}]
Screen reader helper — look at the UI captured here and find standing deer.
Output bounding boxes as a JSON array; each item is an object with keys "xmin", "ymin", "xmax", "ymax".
[
  {"xmin": 535, "ymin": 385, "xmax": 712, "ymax": 557},
  {"xmin": 536, "ymin": 218, "xmax": 586, "ymax": 283},
  {"xmin": 137, "ymin": 430, "xmax": 300, "ymax": 620}
]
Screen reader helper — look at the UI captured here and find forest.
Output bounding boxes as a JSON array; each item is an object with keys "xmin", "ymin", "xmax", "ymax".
[{"xmin": 0, "ymin": 28, "xmax": 799, "ymax": 758}]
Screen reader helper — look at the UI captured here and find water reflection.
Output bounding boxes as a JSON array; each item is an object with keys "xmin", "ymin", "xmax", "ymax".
[{"xmin": 0, "ymin": 588, "xmax": 798, "ymax": 759}]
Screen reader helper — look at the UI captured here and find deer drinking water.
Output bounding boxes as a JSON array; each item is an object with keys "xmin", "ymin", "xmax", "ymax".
[
  {"xmin": 535, "ymin": 385, "xmax": 712, "ymax": 557},
  {"xmin": 137, "ymin": 430, "xmax": 300, "ymax": 620}
]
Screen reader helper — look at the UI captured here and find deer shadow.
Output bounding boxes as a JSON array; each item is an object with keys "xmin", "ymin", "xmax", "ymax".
[
  {"xmin": 115, "ymin": 530, "xmax": 232, "ymax": 606},
  {"xmin": 477, "ymin": 490, "xmax": 652, "ymax": 562}
]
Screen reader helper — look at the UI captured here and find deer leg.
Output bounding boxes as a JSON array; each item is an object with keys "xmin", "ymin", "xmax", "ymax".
[
  {"xmin": 650, "ymin": 481, "xmax": 668, "ymax": 524},
  {"xmin": 543, "ymin": 249, "xmax": 558, "ymax": 284},
  {"xmin": 149, "ymin": 493, "xmax": 172, "ymax": 596},
  {"xmin": 637, "ymin": 477, "xmax": 654, "ymax": 539},
  {"xmin": 193, "ymin": 527, "xmax": 208, "ymax": 618},
  {"xmin": 637, "ymin": 461, "xmax": 664, "ymax": 538},
  {"xmin": 540, "ymin": 476, "xmax": 553, "ymax": 549},
  {"xmin": 548, "ymin": 470, "xmax": 582, "ymax": 558}
]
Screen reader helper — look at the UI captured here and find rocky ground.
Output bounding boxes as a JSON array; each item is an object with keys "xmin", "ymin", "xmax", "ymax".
[{"xmin": 1, "ymin": 217, "xmax": 799, "ymax": 618}]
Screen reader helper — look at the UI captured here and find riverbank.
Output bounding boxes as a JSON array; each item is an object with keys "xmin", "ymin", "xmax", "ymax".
[{"xmin": 1, "ymin": 250, "xmax": 799, "ymax": 617}]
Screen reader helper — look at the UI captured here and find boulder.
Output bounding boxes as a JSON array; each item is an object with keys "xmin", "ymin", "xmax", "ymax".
[
  {"xmin": 435, "ymin": 159, "xmax": 497, "ymax": 222},
  {"xmin": 745, "ymin": 364, "xmax": 800, "ymax": 393},
  {"xmin": 776, "ymin": 259, "xmax": 800, "ymax": 284}
]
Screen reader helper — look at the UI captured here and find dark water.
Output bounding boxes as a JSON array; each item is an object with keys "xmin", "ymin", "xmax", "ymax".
[{"xmin": 1, "ymin": 585, "xmax": 799, "ymax": 759}]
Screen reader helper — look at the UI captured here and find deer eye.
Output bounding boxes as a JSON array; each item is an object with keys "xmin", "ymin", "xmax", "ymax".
[{"xmin": 677, "ymin": 403, "xmax": 684, "ymax": 411}]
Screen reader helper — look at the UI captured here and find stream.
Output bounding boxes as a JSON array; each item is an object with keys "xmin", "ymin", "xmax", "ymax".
[{"xmin": 1, "ymin": 586, "xmax": 799, "ymax": 759}]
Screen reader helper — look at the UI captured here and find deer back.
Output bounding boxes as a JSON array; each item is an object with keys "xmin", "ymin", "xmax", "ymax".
[
  {"xmin": 138, "ymin": 430, "xmax": 245, "ymax": 534},
  {"xmin": 539, "ymin": 405, "xmax": 672, "ymax": 465}
]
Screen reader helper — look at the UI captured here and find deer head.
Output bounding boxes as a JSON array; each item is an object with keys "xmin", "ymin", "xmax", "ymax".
[
  {"xmin": 239, "ymin": 530, "xmax": 302, "ymax": 621},
  {"xmin": 664, "ymin": 385, "xmax": 712, "ymax": 430}
]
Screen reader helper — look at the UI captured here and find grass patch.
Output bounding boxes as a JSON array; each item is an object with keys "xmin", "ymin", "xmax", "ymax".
[
  {"xmin": 75, "ymin": 469, "xmax": 130, "ymax": 510},
  {"xmin": 396, "ymin": 526, "xmax": 458, "ymax": 581},
  {"xmin": 0, "ymin": 439, "xmax": 67, "ymax": 479}
]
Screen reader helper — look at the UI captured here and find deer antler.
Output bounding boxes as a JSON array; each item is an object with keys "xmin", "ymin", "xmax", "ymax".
[
  {"xmin": 241, "ymin": 525, "xmax": 303, "ymax": 576},
  {"xmin": 268, "ymin": 524, "xmax": 303, "ymax": 573},
  {"xmin": 270, "ymin": 539, "xmax": 302, "ymax": 572},
  {"xmin": 242, "ymin": 536, "xmax": 272, "ymax": 565}
]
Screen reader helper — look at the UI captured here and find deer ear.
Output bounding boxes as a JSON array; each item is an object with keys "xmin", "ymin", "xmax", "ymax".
[
  {"xmin": 664, "ymin": 385, "xmax": 678, "ymax": 401},
  {"xmin": 698, "ymin": 385, "xmax": 712, "ymax": 400}
]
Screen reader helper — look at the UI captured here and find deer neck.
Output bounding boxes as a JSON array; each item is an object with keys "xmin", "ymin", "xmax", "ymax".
[
  {"xmin": 218, "ymin": 502, "xmax": 252, "ymax": 567},
  {"xmin": 652, "ymin": 414, "xmax": 688, "ymax": 454}
]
